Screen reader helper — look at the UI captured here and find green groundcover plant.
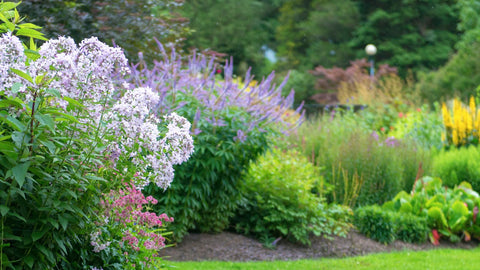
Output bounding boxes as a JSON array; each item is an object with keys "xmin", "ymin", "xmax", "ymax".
[
  {"xmin": 0, "ymin": 4, "xmax": 194, "ymax": 268},
  {"xmin": 360, "ymin": 177, "xmax": 480, "ymax": 245}
]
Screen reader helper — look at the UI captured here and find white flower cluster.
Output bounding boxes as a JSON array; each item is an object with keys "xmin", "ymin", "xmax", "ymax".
[
  {"xmin": 106, "ymin": 87, "xmax": 194, "ymax": 189},
  {"xmin": 0, "ymin": 33, "xmax": 27, "ymax": 96},
  {"xmin": 0, "ymin": 33, "xmax": 194, "ymax": 189},
  {"xmin": 0, "ymin": 34, "xmax": 129, "ymax": 119}
]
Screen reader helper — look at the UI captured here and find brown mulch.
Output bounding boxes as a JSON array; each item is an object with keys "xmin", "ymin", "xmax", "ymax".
[{"xmin": 158, "ymin": 230, "xmax": 479, "ymax": 262}]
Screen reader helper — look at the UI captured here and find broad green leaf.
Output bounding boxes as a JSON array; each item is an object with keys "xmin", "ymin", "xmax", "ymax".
[
  {"xmin": 4, "ymin": 115, "xmax": 26, "ymax": 131},
  {"xmin": 16, "ymin": 28, "xmax": 47, "ymax": 41},
  {"xmin": 0, "ymin": 205, "xmax": 9, "ymax": 216},
  {"xmin": 8, "ymin": 210, "xmax": 26, "ymax": 222},
  {"xmin": 0, "ymin": 2, "xmax": 20, "ymax": 12},
  {"xmin": 12, "ymin": 162, "xmax": 29, "ymax": 187},
  {"xmin": 53, "ymin": 233, "xmax": 67, "ymax": 254},
  {"xmin": 0, "ymin": 141, "xmax": 17, "ymax": 159},
  {"xmin": 35, "ymin": 113, "xmax": 55, "ymax": 131},
  {"xmin": 0, "ymin": 135, "xmax": 11, "ymax": 141},
  {"xmin": 39, "ymin": 139, "xmax": 56, "ymax": 154},
  {"xmin": 3, "ymin": 232, "xmax": 21, "ymax": 242},
  {"xmin": 32, "ymin": 229, "xmax": 48, "ymax": 242},
  {"xmin": 24, "ymin": 256, "xmax": 34, "ymax": 268},
  {"xmin": 45, "ymin": 88, "xmax": 61, "ymax": 98},
  {"xmin": 48, "ymin": 218, "xmax": 59, "ymax": 229},
  {"xmin": 18, "ymin": 23, "xmax": 42, "ymax": 29},
  {"xmin": 24, "ymin": 48, "xmax": 40, "ymax": 60},
  {"xmin": 10, "ymin": 68, "xmax": 33, "ymax": 84},
  {"xmin": 64, "ymin": 96, "xmax": 84, "ymax": 108},
  {"xmin": 11, "ymin": 131, "xmax": 27, "ymax": 148},
  {"xmin": 35, "ymin": 243, "xmax": 55, "ymax": 263},
  {"xmin": 58, "ymin": 216, "xmax": 68, "ymax": 231}
]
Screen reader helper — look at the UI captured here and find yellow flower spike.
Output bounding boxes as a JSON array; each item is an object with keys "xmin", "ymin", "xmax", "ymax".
[
  {"xmin": 470, "ymin": 96, "xmax": 476, "ymax": 117},
  {"xmin": 441, "ymin": 103, "xmax": 452, "ymax": 129},
  {"xmin": 452, "ymin": 129, "xmax": 459, "ymax": 146}
]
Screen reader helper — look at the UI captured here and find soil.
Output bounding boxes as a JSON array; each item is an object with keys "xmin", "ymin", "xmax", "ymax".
[{"xmin": 159, "ymin": 230, "xmax": 479, "ymax": 262}]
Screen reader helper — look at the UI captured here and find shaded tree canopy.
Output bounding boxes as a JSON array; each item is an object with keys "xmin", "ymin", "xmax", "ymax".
[{"xmin": 19, "ymin": 0, "xmax": 190, "ymax": 62}]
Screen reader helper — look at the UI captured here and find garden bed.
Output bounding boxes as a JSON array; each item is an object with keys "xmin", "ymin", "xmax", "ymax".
[{"xmin": 159, "ymin": 230, "xmax": 478, "ymax": 262}]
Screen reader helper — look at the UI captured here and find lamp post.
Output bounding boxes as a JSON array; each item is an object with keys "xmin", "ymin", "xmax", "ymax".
[{"xmin": 365, "ymin": 44, "xmax": 377, "ymax": 80}]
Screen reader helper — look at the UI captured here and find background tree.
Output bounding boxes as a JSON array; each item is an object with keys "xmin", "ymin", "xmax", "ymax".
[
  {"xmin": 350, "ymin": 0, "xmax": 459, "ymax": 76},
  {"xmin": 19, "ymin": 0, "xmax": 190, "ymax": 62},
  {"xmin": 182, "ymin": 0, "xmax": 276, "ymax": 77},
  {"xmin": 275, "ymin": 0, "xmax": 359, "ymax": 71},
  {"xmin": 416, "ymin": 0, "xmax": 480, "ymax": 103}
]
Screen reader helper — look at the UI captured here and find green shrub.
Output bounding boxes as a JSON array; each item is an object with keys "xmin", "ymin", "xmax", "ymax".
[
  {"xmin": 354, "ymin": 205, "xmax": 428, "ymax": 244},
  {"xmin": 432, "ymin": 146, "xmax": 480, "ymax": 192},
  {"xmin": 233, "ymin": 149, "xmax": 352, "ymax": 246},
  {"xmin": 393, "ymin": 214, "xmax": 429, "ymax": 243},
  {"xmin": 354, "ymin": 206, "xmax": 396, "ymax": 244}
]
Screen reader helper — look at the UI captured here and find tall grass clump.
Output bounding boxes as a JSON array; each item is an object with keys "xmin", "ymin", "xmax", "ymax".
[
  {"xmin": 432, "ymin": 146, "xmax": 480, "ymax": 192},
  {"xmin": 132, "ymin": 45, "xmax": 303, "ymax": 241},
  {"xmin": 287, "ymin": 111, "xmax": 430, "ymax": 207}
]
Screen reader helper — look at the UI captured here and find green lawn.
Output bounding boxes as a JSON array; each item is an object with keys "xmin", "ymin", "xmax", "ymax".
[{"xmin": 167, "ymin": 247, "xmax": 480, "ymax": 270}]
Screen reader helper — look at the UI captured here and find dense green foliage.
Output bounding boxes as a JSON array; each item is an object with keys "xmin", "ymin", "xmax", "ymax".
[
  {"xmin": 415, "ymin": 1, "xmax": 480, "ymax": 103},
  {"xmin": 233, "ymin": 149, "xmax": 351, "ymax": 246},
  {"xmin": 0, "ymin": 94, "xmax": 104, "ymax": 268},
  {"xmin": 145, "ymin": 100, "xmax": 270, "ymax": 241},
  {"xmin": 183, "ymin": 0, "xmax": 269, "ymax": 76},
  {"xmin": 19, "ymin": 0, "xmax": 189, "ymax": 62},
  {"xmin": 416, "ymin": 42, "xmax": 480, "ymax": 103},
  {"xmin": 354, "ymin": 205, "xmax": 428, "ymax": 244},
  {"xmin": 350, "ymin": 0, "xmax": 458, "ymax": 76},
  {"xmin": 432, "ymin": 146, "xmax": 480, "ymax": 192}
]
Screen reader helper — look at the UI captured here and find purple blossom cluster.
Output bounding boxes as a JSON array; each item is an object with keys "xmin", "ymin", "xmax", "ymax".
[
  {"xmin": 371, "ymin": 131, "xmax": 400, "ymax": 147},
  {"xmin": 128, "ymin": 43, "xmax": 304, "ymax": 136},
  {"xmin": 0, "ymin": 33, "xmax": 193, "ymax": 189}
]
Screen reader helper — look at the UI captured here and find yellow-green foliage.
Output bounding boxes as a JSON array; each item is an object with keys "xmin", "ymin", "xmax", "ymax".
[
  {"xmin": 432, "ymin": 146, "xmax": 480, "ymax": 192},
  {"xmin": 233, "ymin": 148, "xmax": 352, "ymax": 246},
  {"xmin": 427, "ymin": 207, "xmax": 448, "ymax": 228}
]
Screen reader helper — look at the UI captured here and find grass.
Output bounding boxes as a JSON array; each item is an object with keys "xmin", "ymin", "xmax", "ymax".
[{"xmin": 166, "ymin": 247, "xmax": 480, "ymax": 270}]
